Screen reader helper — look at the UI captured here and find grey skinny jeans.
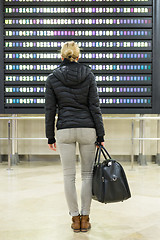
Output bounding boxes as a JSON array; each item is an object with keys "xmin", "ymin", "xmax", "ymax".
[{"xmin": 57, "ymin": 128, "xmax": 96, "ymax": 217}]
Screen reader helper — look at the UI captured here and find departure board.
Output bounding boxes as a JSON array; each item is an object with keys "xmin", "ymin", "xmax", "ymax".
[{"xmin": 0, "ymin": 0, "xmax": 160, "ymax": 114}]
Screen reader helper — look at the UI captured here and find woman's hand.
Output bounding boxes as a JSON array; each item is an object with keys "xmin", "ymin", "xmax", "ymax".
[
  {"xmin": 96, "ymin": 142, "xmax": 105, "ymax": 148},
  {"xmin": 48, "ymin": 143, "xmax": 56, "ymax": 151}
]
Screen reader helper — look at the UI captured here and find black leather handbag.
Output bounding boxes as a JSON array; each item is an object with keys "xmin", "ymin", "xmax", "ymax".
[{"xmin": 92, "ymin": 145, "xmax": 131, "ymax": 203}]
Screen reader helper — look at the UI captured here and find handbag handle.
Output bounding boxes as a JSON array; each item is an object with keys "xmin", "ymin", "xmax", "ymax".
[
  {"xmin": 101, "ymin": 146, "xmax": 112, "ymax": 159},
  {"xmin": 94, "ymin": 145, "xmax": 112, "ymax": 165},
  {"xmin": 95, "ymin": 143, "xmax": 112, "ymax": 159},
  {"xmin": 94, "ymin": 145, "xmax": 102, "ymax": 165}
]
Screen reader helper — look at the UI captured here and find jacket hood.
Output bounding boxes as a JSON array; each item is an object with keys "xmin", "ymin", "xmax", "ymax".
[{"xmin": 52, "ymin": 59, "xmax": 91, "ymax": 87}]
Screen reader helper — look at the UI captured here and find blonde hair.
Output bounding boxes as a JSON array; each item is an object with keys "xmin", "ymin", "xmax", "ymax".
[{"xmin": 61, "ymin": 41, "xmax": 80, "ymax": 62}]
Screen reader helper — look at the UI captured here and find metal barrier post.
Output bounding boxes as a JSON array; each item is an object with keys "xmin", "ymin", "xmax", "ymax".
[
  {"xmin": 7, "ymin": 120, "xmax": 13, "ymax": 170},
  {"xmin": 138, "ymin": 114, "xmax": 147, "ymax": 165},
  {"xmin": 131, "ymin": 120, "xmax": 134, "ymax": 170},
  {"xmin": 0, "ymin": 132, "xmax": 2, "ymax": 162},
  {"xmin": 156, "ymin": 114, "xmax": 160, "ymax": 165},
  {"xmin": 11, "ymin": 115, "xmax": 15, "ymax": 164},
  {"xmin": 11, "ymin": 114, "xmax": 19, "ymax": 165},
  {"xmin": 14, "ymin": 115, "xmax": 19, "ymax": 163}
]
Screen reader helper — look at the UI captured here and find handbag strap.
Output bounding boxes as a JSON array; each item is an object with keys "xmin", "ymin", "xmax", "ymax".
[
  {"xmin": 95, "ymin": 144, "xmax": 112, "ymax": 164},
  {"xmin": 94, "ymin": 147, "xmax": 99, "ymax": 164},
  {"xmin": 101, "ymin": 146, "xmax": 112, "ymax": 159},
  {"xmin": 94, "ymin": 145, "xmax": 103, "ymax": 165}
]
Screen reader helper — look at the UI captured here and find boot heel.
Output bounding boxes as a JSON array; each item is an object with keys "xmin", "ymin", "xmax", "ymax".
[
  {"xmin": 71, "ymin": 215, "xmax": 81, "ymax": 233},
  {"xmin": 81, "ymin": 215, "xmax": 91, "ymax": 232}
]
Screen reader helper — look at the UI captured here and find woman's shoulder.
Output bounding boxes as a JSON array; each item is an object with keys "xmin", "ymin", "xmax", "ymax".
[
  {"xmin": 46, "ymin": 72, "xmax": 59, "ymax": 85},
  {"xmin": 78, "ymin": 62, "xmax": 91, "ymax": 70}
]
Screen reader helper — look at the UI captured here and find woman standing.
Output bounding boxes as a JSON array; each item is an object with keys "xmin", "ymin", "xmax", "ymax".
[{"xmin": 45, "ymin": 41, "xmax": 105, "ymax": 233}]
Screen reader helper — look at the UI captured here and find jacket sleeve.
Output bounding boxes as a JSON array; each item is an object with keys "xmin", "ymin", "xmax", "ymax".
[
  {"xmin": 45, "ymin": 75, "xmax": 57, "ymax": 143},
  {"xmin": 88, "ymin": 72, "xmax": 105, "ymax": 140}
]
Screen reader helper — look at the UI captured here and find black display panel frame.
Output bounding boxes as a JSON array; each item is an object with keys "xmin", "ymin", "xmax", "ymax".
[
  {"xmin": 152, "ymin": 0, "xmax": 160, "ymax": 113},
  {"xmin": 0, "ymin": 0, "xmax": 160, "ymax": 114},
  {"xmin": 0, "ymin": 0, "xmax": 4, "ymax": 114}
]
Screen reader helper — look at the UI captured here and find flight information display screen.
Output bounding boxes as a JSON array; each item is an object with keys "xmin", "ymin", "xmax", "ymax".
[{"xmin": 0, "ymin": 0, "xmax": 160, "ymax": 114}]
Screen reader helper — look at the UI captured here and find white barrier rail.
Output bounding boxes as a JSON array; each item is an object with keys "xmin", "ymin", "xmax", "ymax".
[{"xmin": 0, "ymin": 116, "xmax": 160, "ymax": 170}]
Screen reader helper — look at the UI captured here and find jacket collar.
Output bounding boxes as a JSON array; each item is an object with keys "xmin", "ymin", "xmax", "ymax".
[{"xmin": 60, "ymin": 58, "xmax": 78, "ymax": 67}]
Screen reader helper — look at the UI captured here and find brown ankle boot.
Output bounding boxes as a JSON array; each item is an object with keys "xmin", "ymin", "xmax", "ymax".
[
  {"xmin": 81, "ymin": 215, "xmax": 91, "ymax": 232},
  {"xmin": 71, "ymin": 215, "xmax": 81, "ymax": 233}
]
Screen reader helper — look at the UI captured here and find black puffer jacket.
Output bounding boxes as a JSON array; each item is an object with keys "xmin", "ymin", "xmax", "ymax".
[{"xmin": 45, "ymin": 59, "xmax": 105, "ymax": 144}]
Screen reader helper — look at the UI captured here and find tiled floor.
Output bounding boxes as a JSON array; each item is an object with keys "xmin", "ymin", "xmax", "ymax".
[{"xmin": 0, "ymin": 159, "xmax": 160, "ymax": 240}]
